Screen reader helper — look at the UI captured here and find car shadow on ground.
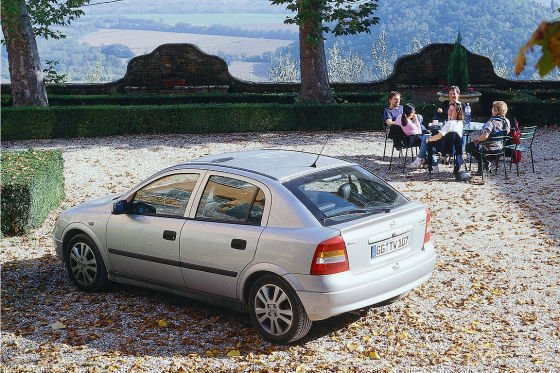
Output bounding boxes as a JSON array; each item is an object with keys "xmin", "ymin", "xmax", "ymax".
[{"xmin": 1, "ymin": 255, "xmax": 364, "ymax": 358}]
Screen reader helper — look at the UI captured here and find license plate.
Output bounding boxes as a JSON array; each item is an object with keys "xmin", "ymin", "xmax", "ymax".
[{"xmin": 371, "ymin": 233, "xmax": 409, "ymax": 257}]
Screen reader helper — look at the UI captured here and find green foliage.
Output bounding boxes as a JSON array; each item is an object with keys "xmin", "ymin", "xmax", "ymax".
[
  {"xmin": 42, "ymin": 59, "xmax": 67, "ymax": 84},
  {"xmin": 0, "ymin": 103, "xmax": 385, "ymax": 140},
  {"xmin": 0, "ymin": 92, "xmax": 386, "ymax": 106},
  {"xmin": 447, "ymin": 32, "xmax": 469, "ymax": 91},
  {"xmin": 1, "ymin": 149, "xmax": 64, "ymax": 236},
  {"xmin": 101, "ymin": 43, "xmax": 134, "ymax": 58},
  {"xmin": 27, "ymin": 0, "xmax": 90, "ymax": 40},
  {"xmin": 270, "ymin": 0, "xmax": 379, "ymax": 44}
]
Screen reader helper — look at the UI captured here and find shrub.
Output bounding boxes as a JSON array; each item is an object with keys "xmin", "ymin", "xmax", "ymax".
[
  {"xmin": 1, "ymin": 103, "xmax": 386, "ymax": 140},
  {"xmin": 1, "ymin": 149, "xmax": 65, "ymax": 236},
  {"xmin": 1, "ymin": 92, "xmax": 386, "ymax": 107}
]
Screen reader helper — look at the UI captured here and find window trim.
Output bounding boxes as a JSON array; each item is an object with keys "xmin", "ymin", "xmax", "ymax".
[
  {"xmin": 188, "ymin": 171, "xmax": 271, "ymax": 226},
  {"xmin": 126, "ymin": 170, "xmax": 207, "ymax": 219}
]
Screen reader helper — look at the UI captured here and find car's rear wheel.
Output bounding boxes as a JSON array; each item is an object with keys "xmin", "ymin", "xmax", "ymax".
[
  {"xmin": 248, "ymin": 275, "xmax": 312, "ymax": 344},
  {"xmin": 65, "ymin": 233, "xmax": 109, "ymax": 292}
]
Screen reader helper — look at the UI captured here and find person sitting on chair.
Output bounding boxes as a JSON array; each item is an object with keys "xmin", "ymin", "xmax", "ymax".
[
  {"xmin": 383, "ymin": 91, "xmax": 403, "ymax": 126},
  {"xmin": 395, "ymin": 103, "xmax": 423, "ymax": 147},
  {"xmin": 408, "ymin": 103, "xmax": 464, "ymax": 173},
  {"xmin": 465, "ymin": 101, "xmax": 511, "ymax": 175}
]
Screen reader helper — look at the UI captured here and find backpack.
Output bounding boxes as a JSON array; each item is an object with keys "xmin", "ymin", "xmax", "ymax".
[{"xmin": 504, "ymin": 117, "xmax": 522, "ymax": 163}]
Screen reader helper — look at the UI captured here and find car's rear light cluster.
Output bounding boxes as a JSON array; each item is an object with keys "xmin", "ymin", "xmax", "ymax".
[
  {"xmin": 424, "ymin": 208, "xmax": 432, "ymax": 244},
  {"xmin": 310, "ymin": 236, "xmax": 349, "ymax": 275}
]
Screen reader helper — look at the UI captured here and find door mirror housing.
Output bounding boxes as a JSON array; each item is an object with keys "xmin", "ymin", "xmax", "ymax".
[{"xmin": 112, "ymin": 200, "xmax": 128, "ymax": 215}]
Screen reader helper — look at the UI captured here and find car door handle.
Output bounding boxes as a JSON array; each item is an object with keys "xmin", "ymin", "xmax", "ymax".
[
  {"xmin": 163, "ymin": 230, "xmax": 176, "ymax": 241},
  {"xmin": 231, "ymin": 239, "xmax": 247, "ymax": 250}
]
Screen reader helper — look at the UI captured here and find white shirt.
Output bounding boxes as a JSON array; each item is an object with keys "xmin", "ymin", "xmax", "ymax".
[{"xmin": 439, "ymin": 120, "xmax": 464, "ymax": 137}]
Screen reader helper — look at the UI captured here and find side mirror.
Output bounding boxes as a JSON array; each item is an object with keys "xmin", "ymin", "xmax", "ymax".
[{"xmin": 112, "ymin": 200, "xmax": 128, "ymax": 215}]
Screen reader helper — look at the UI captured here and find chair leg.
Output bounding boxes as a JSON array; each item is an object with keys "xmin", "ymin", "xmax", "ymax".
[
  {"xmin": 516, "ymin": 159, "xmax": 519, "ymax": 177},
  {"xmin": 502, "ymin": 156, "xmax": 507, "ymax": 179},
  {"xmin": 389, "ymin": 146, "xmax": 395, "ymax": 171},
  {"xmin": 480, "ymin": 158, "xmax": 484, "ymax": 180},
  {"xmin": 402, "ymin": 148, "xmax": 408, "ymax": 173},
  {"xmin": 530, "ymin": 148, "xmax": 535, "ymax": 173},
  {"xmin": 383, "ymin": 135, "xmax": 388, "ymax": 161}
]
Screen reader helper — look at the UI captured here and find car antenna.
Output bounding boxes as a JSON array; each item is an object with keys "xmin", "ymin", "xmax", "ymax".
[{"xmin": 310, "ymin": 136, "xmax": 330, "ymax": 168}]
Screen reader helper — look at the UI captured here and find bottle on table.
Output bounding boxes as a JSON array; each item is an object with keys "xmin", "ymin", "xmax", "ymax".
[{"xmin": 465, "ymin": 103, "xmax": 471, "ymax": 126}]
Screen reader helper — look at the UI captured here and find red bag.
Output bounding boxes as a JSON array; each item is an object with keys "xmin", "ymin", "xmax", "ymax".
[
  {"xmin": 511, "ymin": 118, "xmax": 521, "ymax": 144},
  {"xmin": 512, "ymin": 150, "xmax": 522, "ymax": 163}
]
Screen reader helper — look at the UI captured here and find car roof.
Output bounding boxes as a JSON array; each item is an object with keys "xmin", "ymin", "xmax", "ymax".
[{"xmin": 181, "ymin": 149, "xmax": 354, "ymax": 182}]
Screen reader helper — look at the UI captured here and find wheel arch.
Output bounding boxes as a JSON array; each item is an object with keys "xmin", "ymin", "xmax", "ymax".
[
  {"xmin": 61, "ymin": 223, "xmax": 111, "ymax": 269},
  {"xmin": 239, "ymin": 263, "xmax": 305, "ymax": 305}
]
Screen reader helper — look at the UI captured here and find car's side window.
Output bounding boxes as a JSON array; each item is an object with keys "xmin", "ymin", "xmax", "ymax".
[
  {"xmin": 196, "ymin": 175, "xmax": 265, "ymax": 225},
  {"xmin": 131, "ymin": 173, "xmax": 199, "ymax": 217}
]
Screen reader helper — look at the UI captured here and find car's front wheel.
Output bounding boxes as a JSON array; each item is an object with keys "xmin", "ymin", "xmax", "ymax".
[
  {"xmin": 65, "ymin": 233, "xmax": 109, "ymax": 292},
  {"xmin": 248, "ymin": 275, "xmax": 312, "ymax": 344}
]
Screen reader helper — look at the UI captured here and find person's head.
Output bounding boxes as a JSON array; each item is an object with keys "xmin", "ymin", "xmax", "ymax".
[
  {"xmin": 448, "ymin": 102, "xmax": 464, "ymax": 121},
  {"xmin": 492, "ymin": 101, "xmax": 508, "ymax": 116},
  {"xmin": 401, "ymin": 103, "xmax": 415, "ymax": 126},
  {"xmin": 388, "ymin": 91, "xmax": 401, "ymax": 108},
  {"xmin": 448, "ymin": 86, "xmax": 460, "ymax": 103}
]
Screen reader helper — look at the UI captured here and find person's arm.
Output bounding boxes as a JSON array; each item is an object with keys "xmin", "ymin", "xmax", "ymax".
[
  {"xmin": 427, "ymin": 133, "xmax": 442, "ymax": 143},
  {"xmin": 474, "ymin": 121, "xmax": 493, "ymax": 143},
  {"xmin": 383, "ymin": 108, "xmax": 395, "ymax": 125}
]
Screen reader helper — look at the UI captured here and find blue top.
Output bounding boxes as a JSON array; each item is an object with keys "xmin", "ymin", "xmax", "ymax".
[{"xmin": 383, "ymin": 105, "xmax": 403, "ymax": 123}]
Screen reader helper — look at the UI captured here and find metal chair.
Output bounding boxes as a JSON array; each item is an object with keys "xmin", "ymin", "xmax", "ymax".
[
  {"xmin": 469, "ymin": 133, "xmax": 508, "ymax": 180},
  {"xmin": 504, "ymin": 126, "xmax": 537, "ymax": 176},
  {"xmin": 427, "ymin": 132, "xmax": 465, "ymax": 179},
  {"xmin": 382, "ymin": 122, "xmax": 391, "ymax": 161},
  {"xmin": 387, "ymin": 125, "xmax": 419, "ymax": 173}
]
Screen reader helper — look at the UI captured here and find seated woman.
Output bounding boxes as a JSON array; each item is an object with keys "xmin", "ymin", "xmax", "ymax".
[
  {"xmin": 395, "ymin": 103, "xmax": 423, "ymax": 146},
  {"xmin": 465, "ymin": 101, "xmax": 511, "ymax": 174},
  {"xmin": 408, "ymin": 103, "xmax": 464, "ymax": 173}
]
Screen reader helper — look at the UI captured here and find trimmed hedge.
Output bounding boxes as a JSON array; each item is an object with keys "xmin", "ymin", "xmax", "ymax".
[
  {"xmin": 1, "ymin": 103, "xmax": 386, "ymax": 140},
  {"xmin": 1, "ymin": 149, "xmax": 65, "ymax": 236},
  {"xmin": 1, "ymin": 92, "xmax": 386, "ymax": 106}
]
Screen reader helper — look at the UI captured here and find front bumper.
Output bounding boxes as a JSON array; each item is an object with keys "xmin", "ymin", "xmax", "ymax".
[{"xmin": 293, "ymin": 243, "xmax": 436, "ymax": 321}]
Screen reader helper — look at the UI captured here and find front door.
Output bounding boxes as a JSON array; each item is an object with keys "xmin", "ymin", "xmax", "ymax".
[
  {"xmin": 107, "ymin": 172, "xmax": 202, "ymax": 287},
  {"xmin": 180, "ymin": 174, "xmax": 268, "ymax": 299}
]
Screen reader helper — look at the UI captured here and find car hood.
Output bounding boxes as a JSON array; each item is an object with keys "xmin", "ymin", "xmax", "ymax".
[{"xmin": 66, "ymin": 193, "xmax": 122, "ymax": 214}]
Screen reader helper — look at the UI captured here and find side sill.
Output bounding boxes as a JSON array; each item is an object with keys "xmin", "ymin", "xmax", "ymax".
[{"xmin": 108, "ymin": 270, "xmax": 246, "ymax": 313}]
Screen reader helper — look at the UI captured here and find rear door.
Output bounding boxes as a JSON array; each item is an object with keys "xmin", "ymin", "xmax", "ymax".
[
  {"xmin": 335, "ymin": 204, "xmax": 428, "ymax": 274},
  {"xmin": 179, "ymin": 172, "xmax": 270, "ymax": 299}
]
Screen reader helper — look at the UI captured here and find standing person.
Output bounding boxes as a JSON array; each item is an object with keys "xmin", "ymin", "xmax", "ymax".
[
  {"xmin": 383, "ymin": 91, "xmax": 403, "ymax": 126},
  {"xmin": 408, "ymin": 103, "xmax": 465, "ymax": 173},
  {"xmin": 395, "ymin": 104, "xmax": 423, "ymax": 146},
  {"xmin": 437, "ymin": 86, "xmax": 466, "ymax": 121},
  {"xmin": 465, "ymin": 101, "xmax": 511, "ymax": 175}
]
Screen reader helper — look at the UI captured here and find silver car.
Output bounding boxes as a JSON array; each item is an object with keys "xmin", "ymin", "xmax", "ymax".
[{"xmin": 53, "ymin": 150, "xmax": 436, "ymax": 343}]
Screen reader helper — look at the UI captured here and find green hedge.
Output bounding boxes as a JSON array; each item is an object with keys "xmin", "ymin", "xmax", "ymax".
[
  {"xmin": 1, "ymin": 149, "xmax": 65, "ymax": 236},
  {"xmin": 1, "ymin": 103, "xmax": 386, "ymax": 140},
  {"xmin": 1, "ymin": 92, "xmax": 386, "ymax": 106}
]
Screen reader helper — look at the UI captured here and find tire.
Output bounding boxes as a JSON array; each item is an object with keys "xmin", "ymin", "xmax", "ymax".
[
  {"xmin": 248, "ymin": 274, "xmax": 312, "ymax": 344},
  {"xmin": 65, "ymin": 233, "xmax": 110, "ymax": 292}
]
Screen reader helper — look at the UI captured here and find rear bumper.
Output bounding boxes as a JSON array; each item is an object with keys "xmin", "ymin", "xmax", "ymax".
[{"xmin": 293, "ymin": 243, "xmax": 436, "ymax": 321}]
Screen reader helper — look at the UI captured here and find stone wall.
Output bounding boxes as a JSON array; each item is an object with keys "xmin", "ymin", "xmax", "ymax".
[{"xmin": 2, "ymin": 43, "xmax": 558, "ymax": 95}]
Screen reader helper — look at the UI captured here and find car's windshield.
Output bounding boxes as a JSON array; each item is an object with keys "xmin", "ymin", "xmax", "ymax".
[{"xmin": 284, "ymin": 166, "xmax": 408, "ymax": 226}]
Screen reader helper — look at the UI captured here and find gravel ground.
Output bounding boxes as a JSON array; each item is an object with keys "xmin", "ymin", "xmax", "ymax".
[{"xmin": 2, "ymin": 129, "xmax": 560, "ymax": 372}]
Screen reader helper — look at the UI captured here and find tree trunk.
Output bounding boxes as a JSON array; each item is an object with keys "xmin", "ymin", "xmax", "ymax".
[
  {"xmin": 298, "ymin": 1, "xmax": 334, "ymax": 103},
  {"xmin": 1, "ymin": 2, "xmax": 48, "ymax": 106}
]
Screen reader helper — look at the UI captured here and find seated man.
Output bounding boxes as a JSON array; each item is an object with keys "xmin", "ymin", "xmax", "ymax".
[
  {"xmin": 408, "ymin": 102, "xmax": 464, "ymax": 173},
  {"xmin": 465, "ymin": 101, "xmax": 511, "ymax": 174},
  {"xmin": 382, "ymin": 91, "xmax": 403, "ymax": 126}
]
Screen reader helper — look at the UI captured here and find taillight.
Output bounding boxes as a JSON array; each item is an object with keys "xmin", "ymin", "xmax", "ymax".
[
  {"xmin": 424, "ymin": 208, "xmax": 432, "ymax": 244},
  {"xmin": 310, "ymin": 236, "xmax": 349, "ymax": 275}
]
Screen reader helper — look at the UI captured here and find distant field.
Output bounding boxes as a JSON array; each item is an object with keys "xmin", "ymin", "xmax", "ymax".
[
  {"xmin": 87, "ymin": 12, "xmax": 293, "ymax": 26},
  {"xmin": 79, "ymin": 29, "xmax": 294, "ymax": 57}
]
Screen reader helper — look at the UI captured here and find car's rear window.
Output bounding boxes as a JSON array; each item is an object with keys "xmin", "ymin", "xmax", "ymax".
[{"xmin": 284, "ymin": 166, "xmax": 408, "ymax": 226}]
